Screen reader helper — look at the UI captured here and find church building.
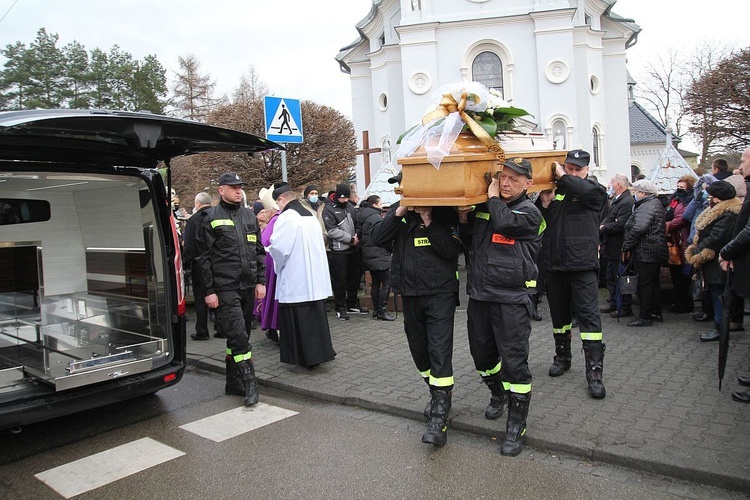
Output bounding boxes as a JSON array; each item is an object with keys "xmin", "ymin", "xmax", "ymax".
[{"xmin": 336, "ymin": 0, "xmax": 641, "ymax": 196}]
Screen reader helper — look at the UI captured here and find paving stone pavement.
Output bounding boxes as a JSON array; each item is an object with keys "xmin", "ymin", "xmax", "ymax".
[{"xmin": 185, "ymin": 263, "xmax": 750, "ymax": 493}]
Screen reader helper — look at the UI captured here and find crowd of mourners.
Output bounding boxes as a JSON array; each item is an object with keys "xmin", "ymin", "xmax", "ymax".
[{"xmin": 172, "ymin": 145, "xmax": 750, "ymax": 456}]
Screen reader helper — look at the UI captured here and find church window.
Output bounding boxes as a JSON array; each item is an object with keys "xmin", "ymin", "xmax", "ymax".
[
  {"xmin": 592, "ymin": 128, "xmax": 601, "ymax": 167},
  {"xmin": 472, "ymin": 52, "xmax": 504, "ymax": 94}
]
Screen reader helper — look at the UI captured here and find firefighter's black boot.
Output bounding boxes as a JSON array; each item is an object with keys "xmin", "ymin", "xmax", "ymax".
[
  {"xmin": 501, "ymin": 392, "xmax": 531, "ymax": 457},
  {"xmin": 225, "ymin": 354, "xmax": 245, "ymax": 396},
  {"xmin": 236, "ymin": 359, "xmax": 259, "ymax": 406},
  {"xmin": 483, "ymin": 375, "xmax": 507, "ymax": 420},
  {"xmin": 422, "ymin": 389, "xmax": 451, "ymax": 446},
  {"xmin": 421, "ymin": 377, "xmax": 431, "ymax": 420},
  {"xmin": 583, "ymin": 340, "xmax": 606, "ymax": 399},
  {"xmin": 548, "ymin": 333, "xmax": 572, "ymax": 377}
]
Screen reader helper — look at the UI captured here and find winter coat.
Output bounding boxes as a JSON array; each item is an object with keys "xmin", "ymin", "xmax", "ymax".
[
  {"xmin": 356, "ymin": 206, "xmax": 391, "ymax": 271},
  {"xmin": 666, "ymin": 191, "xmax": 692, "ymax": 261},
  {"xmin": 721, "ymin": 192, "xmax": 750, "ymax": 296},
  {"xmin": 540, "ymin": 174, "xmax": 607, "ymax": 272},
  {"xmin": 323, "ymin": 200, "xmax": 357, "ymax": 253},
  {"xmin": 370, "ymin": 203, "xmax": 460, "ymax": 296},
  {"xmin": 686, "ymin": 197, "xmax": 741, "ymax": 285},
  {"xmin": 460, "ymin": 195, "xmax": 542, "ymax": 303},
  {"xmin": 600, "ymin": 190, "xmax": 634, "ymax": 260},
  {"xmin": 194, "ymin": 199, "xmax": 266, "ymax": 295},
  {"xmin": 622, "ymin": 194, "xmax": 668, "ymax": 264}
]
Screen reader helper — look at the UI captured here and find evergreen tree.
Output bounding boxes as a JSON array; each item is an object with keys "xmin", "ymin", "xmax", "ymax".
[
  {"xmin": 0, "ymin": 41, "xmax": 32, "ymax": 109},
  {"xmin": 172, "ymin": 54, "xmax": 216, "ymax": 121}
]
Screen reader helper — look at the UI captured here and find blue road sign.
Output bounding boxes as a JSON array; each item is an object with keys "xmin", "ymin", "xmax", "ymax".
[{"xmin": 264, "ymin": 96, "xmax": 303, "ymax": 144}]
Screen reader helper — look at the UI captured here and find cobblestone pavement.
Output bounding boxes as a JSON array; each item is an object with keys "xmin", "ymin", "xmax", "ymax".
[{"xmin": 185, "ymin": 264, "xmax": 750, "ymax": 493}]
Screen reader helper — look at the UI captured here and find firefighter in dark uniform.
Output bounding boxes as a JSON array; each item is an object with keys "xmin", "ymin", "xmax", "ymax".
[
  {"xmin": 371, "ymin": 202, "xmax": 461, "ymax": 446},
  {"xmin": 541, "ymin": 150, "xmax": 608, "ymax": 399},
  {"xmin": 458, "ymin": 158, "xmax": 543, "ymax": 456},
  {"xmin": 194, "ymin": 172, "xmax": 266, "ymax": 406}
]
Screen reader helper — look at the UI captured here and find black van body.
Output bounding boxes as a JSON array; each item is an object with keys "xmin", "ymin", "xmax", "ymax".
[{"xmin": 0, "ymin": 109, "xmax": 280, "ymax": 430}]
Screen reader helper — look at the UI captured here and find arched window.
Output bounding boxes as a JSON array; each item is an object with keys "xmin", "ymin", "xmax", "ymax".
[
  {"xmin": 591, "ymin": 127, "xmax": 600, "ymax": 167},
  {"xmin": 631, "ymin": 165, "xmax": 641, "ymax": 182},
  {"xmin": 472, "ymin": 51, "xmax": 504, "ymax": 94}
]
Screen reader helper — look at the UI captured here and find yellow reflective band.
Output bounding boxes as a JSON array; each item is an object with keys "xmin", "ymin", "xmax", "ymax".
[
  {"xmin": 211, "ymin": 219, "xmax": 235, "ymax": 228},
  {"xmin": 580, "ymin": 332, "xmax": 603, "ymax": 341},
  {"xmin": 226, "ymin": 348, "xmax": 232, "ymax": 355},
  {"xmin": 502, "ymin": 381, "xmax": 511, "ymax": 391},
  {"xmin": 475, "ymin": 211, "xmax": 490, "ymax": 220},
  {"xmin": 414, "ymin": 237, "xmax": 431, "ymax": 247},
  {"xmin": 508, "ymin": 383, "xmax": 532, "ymax": 394},
  {"xmin": 247, "ymin": 234, "xmax": 257, "ymax": 242},
  {"xmin": 419, "ymin": 369, "xmax": 431, "ymax": 379},
  {"xmin": 456, "ymin": 271, "xmax": 459, "ymax": 280},
  {"xmin": 525, "ymin": 280, "xmax": 537, "ymax": 288},
  {"xmin": 429, "ymin": 375, "xmax": 455, "ymax": 387},
  {"xmin": 401, "ymin": 217, "xmax": 407, "ymax": 224},
  {"xmin": 233, "ymin": 352, "xmax": 252, "ymax": 363},
  {"xmin": 478, "ymin": 362, "xmax": 502, "ymax": 377},
  {"xmin": 539, "ymin": 217, "xmax": 547, "ymax": 235},
  {"xmin": 554, "ymin": 194, "xmax": 566, "ymax": 201},
  {"xmin": 553, "ymin": 324, "xmax": 573, "ymax": 334}
]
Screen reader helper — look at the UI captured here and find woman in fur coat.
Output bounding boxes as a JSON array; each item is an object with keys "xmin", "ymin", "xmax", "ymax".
[{"xmin": 685, "ymin": 181, "xmax": 742, "ymax": 342}]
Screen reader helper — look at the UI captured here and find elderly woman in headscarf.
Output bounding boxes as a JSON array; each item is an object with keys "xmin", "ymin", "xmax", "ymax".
[
  {"xmin": 622, "ymin": 179, "xmax": 669, "ymax": 327},
  {"xmin": 685, "ymin": 180, "xmax": 742, "ymax": 342}
]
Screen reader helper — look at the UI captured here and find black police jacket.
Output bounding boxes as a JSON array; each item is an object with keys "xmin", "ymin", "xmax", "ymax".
[
  {"xmin": 541, "ymin": 174, "xmax": 607, "ymax": 272},
  {"xmin": 460, "ymin": 194, "xmax": 542, "ymax": 303},
  {"xmin": 194, "ymin": 199, "xmax": 266, "ymax": 295},
  {"xmin": 370, "ymin": 203, "xmax": 460, "ymax": 296}
]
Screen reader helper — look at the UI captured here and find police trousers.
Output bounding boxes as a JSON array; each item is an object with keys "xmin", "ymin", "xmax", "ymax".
[
  {"xmin": 402, "ymin": 293, "xmax": 457, "ymax": 389},
  {"xmin": 467, "ymin": 298, "xmax": 532, "ymax": 391}
]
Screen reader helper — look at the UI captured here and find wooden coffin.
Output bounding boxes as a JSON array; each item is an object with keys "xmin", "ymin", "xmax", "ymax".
[{"xmin": 395, "ymin": 134, "xmax": 565, "ymax": 207}]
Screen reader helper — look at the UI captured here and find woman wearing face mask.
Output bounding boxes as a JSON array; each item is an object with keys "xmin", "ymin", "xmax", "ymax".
[
  {"xmin": 300, "ymin": 184, "xmax": 328, "ymax": 248},
  {"xmin": 666, "ymin": 176, "xmax": 697, "ymax": 314},
  {"xmin": 685, "ymin": 180, "xmax": 742, "ymax": 342},
  {"xmin": 622, "ymin": 180, "xmax": 669, "ymax": 327}
]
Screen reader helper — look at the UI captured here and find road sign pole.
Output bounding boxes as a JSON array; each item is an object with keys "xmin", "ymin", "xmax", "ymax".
[{"xmin": 281, "ymin": 150, "xmax": 288, "ymax": 182}]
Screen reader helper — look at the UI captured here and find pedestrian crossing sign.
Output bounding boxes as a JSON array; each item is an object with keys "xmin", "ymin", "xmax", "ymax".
[{"xmin": 264, "ymin": 96, "xmax": 303, "ymax": 144}]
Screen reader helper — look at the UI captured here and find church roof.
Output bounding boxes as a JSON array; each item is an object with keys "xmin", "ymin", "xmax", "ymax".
[
  {"xmin": 363, "ymin": 161, "xmax": 401, "ymax": 207},
  {"xmin": 647, "ymin": 132, "xmax": 698, "ymax": 195},
  {"xmin": 629, "ymin": 101, "xmax": 680, "ymax": 145}
]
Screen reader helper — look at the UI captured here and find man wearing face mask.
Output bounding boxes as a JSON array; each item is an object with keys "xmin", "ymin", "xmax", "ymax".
[
  {"xmin": 300, "ymin": 184, "xmax": 328, "ymax": 246},
  {"xmin": 599, "ymin": 174, "xmax": 635, "ymax": 317}
]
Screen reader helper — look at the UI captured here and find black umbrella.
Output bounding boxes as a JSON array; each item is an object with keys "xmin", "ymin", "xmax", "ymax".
[{"xmin": 718, "ymin": 268, "xmax": 734, "ymax": 390}]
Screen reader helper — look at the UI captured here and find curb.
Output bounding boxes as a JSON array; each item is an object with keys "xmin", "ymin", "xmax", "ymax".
[{"xmin": 186, "ymin": 355, "xmax": 749, "ymax": 493}]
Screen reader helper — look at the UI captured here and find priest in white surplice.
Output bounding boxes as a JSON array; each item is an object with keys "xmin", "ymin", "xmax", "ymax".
[{"xmin": 268, "ymin": 183, "xmax": 336, "ymax": 368}]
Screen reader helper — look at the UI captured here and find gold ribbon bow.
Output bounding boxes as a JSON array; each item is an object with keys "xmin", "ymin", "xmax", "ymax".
[{"xmin": 420, "ymin": 91, "xmax": 505, "ymax": 163}]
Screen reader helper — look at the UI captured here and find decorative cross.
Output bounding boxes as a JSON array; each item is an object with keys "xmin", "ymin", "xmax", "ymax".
[{"xmin": 354, "ymin": 130, "xmax": 381, "ymax": 187}]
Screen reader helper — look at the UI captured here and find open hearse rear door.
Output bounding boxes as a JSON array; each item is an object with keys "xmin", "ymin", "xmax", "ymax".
[{"xmin": 0, "ymin": 110, "xmax": 281, "ymax": 429}]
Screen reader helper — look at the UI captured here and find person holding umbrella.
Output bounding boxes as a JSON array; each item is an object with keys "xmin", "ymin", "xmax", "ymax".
[
  {"xmin": 621, "ymin": 180, "xmax": 669, "ymax": 327},
  {"xmin": 685, "ymin": 181, "xmax": 741, "ymax": 342}
]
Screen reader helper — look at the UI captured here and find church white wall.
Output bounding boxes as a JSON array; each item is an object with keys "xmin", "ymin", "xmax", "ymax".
[{"xmin": 601, "ymin": 38, "xmax": 632, "ymax": 183}]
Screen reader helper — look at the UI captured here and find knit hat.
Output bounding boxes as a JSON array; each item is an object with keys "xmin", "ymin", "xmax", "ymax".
[
  {"xmin": 725, "ymin": 174, "xmax": 747, "ymax": 200},
  {"xmin": 272, "ymin": 182, "xmax": 291, "ymax": 200},
  {"xmin": 706, "ymin": 180, "xmax": 736, "ymax": 201},
  {"xmin": 335, "ymin": 183, "xmax": 351, "ymax": 199},
  {"xmin": 632, "ymin": 179, "xmax": 658, "ymax": 194},
  {"xmin": 252, "ymin": 200, "xmax": 264, "ymax": 215},
  {"xmin": 303, "ymin": 185, "xmax": 319, "ymax": 197}
]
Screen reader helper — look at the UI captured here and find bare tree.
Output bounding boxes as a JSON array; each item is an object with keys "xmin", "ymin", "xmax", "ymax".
[
  {"xmin": 633, "ymin": 48, "xmax": 688, "ymax": 137},
  {"xmin": 171, "ymin": 54, "xmax": 216, "ymax": 121}
]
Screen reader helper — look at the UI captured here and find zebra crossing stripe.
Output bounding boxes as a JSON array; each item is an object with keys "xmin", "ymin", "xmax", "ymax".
[
  {"xmin": 34, "ymin": 437, "xmax": 184, "ymax": 498},
  {"xmin": 179, "ymin": 403, "xmax": 298, "ymax": 442}
]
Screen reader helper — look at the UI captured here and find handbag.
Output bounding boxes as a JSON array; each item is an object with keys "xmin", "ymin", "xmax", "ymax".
[
  {"xmin": 667, "ymin": 241, "xmax": 683, "ymax": 266},
  {"xmin": 690, "ymin": 272, "xmax": 708, "ymax": 302},
  {"xmin": 617, "ymin": 259, "xmax": 639, "ymax": 295}
]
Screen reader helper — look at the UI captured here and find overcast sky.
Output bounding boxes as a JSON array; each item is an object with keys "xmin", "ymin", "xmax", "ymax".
[{"xmin": 0, "ymin": 0, "xmax": 747, "ymax": 120}]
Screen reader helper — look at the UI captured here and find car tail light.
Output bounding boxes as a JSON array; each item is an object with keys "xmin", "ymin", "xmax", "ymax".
[{"xmin": 163, "ymin": 373, "xmax": 178, "ymax": 383}]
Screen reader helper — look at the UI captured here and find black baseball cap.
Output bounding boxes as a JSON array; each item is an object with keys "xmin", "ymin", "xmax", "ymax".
[
  {"xmin": 218, "ymin": 172, "xmax": 246, "ymax": 186},
  {"xmin": 565, "ymin": 149, "xmax": 590, "ymax": 168},
  {"xmin": 502, "ymin": 157, "xmax": 533, "ymax": 179}
]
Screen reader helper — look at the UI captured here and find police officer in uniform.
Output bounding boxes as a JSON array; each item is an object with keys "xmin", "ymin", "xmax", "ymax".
[
  {"xmin": 458, "ymin": 158, "xmax": 543, "ymax": 456},
  {"xmin": 541, "ymin": 150, "xmax": 608, "ymax": 399},
  {"xmin": 371, "ymin": 202, "xmax": 461, "ymax": 446},
  {"xmin": 194, "ymin": 172, "xmax": 266, "ymax": 406}
]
